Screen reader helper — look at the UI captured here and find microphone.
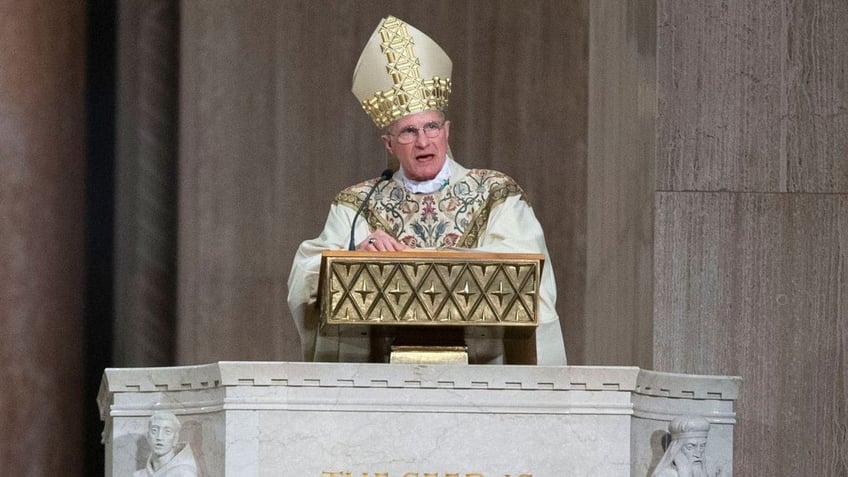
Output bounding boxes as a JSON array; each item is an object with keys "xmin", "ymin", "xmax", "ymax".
[{"xmin": 348, "ymin": 168, "xmax": 394, "ymax": 250}]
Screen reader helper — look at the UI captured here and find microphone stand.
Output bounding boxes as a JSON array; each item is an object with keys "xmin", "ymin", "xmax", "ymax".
[{"xmin": 348, "ymin": 169, "xmax": 393, "ymax": 250}]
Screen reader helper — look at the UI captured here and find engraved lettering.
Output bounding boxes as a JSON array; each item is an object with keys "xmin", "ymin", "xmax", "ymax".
[{"xmin": 321, "ymin": 471, "xmax": 534, "ymax": 476}]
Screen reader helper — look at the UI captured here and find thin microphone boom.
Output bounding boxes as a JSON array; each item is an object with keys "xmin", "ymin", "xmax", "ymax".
[{"xmin": 348, "ymin": 169, "xmax": 393, "ymax": 250}]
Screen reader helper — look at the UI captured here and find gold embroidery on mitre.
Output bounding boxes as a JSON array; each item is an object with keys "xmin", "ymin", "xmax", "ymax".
[{"xmin": 359, "ymin": 16, "xmax": 452, "ymax": 128}]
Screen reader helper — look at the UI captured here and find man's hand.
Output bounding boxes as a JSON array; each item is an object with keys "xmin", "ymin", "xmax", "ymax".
[{"xmin": 357, "ymin": 229, "xmax": 407, "ymax": 251}]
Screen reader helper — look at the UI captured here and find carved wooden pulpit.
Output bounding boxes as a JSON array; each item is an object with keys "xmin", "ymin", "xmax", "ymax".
[{"xmin": 318, "ymin": 250, "xmax": 544, "ymax": 364}]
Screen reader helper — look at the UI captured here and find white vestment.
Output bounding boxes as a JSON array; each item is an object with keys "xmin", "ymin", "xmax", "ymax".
[
  {"xmin": 287, "ymin": 159, "xmax": 566, "ymax": 365},
  {"xmin": 133, "ymin": 443, "xmax": 198, "ymax": 477}
]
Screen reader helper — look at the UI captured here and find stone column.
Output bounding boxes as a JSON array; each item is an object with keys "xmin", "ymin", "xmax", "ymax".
[
  {"xmin": 113, "ymin": 0, "xmax": 179, "ymax": 366},
  {"xmin": 585, "ymin": 0, "xmax": 657, "ymax": 367},
  {"xmin": 0, "ymin": 2, "xmax": 87, "ymax": 474}
]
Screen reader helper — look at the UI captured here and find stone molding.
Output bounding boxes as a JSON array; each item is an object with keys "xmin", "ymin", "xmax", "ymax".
[{"xmin": 99, "ymin": 362, "xmax": 740, "ymax": 418}]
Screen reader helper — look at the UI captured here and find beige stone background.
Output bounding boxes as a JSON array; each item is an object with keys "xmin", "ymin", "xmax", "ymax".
[{"xmin": 1, "ymin": 0, "xmax": 845, "ymax": 475}]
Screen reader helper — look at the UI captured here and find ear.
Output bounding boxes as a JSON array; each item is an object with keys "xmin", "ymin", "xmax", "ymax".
[
  {"xmin": 443, "ymin": 120, "xmax": 450, "ymax": 141},
  {"xmin": 381, "ymin": 134, "xmax": 394, "ymax": 156}
]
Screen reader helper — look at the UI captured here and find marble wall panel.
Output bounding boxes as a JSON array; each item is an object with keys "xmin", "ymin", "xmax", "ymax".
[
  {"xmin": 654, "ymin": 191, "xmax": 848, "ymax": 476},
  {"xmin": 657, "ymin": 0, "xmax": 848, "ymax": 193}
]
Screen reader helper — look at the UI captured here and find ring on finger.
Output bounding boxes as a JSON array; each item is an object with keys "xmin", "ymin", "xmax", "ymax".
[{"xmin": 368, "ymin": 237, "xmax": 377, "ymax": 244}]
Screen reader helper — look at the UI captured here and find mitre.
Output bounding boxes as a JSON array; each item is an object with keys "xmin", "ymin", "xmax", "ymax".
[{"xmin": 352, "ymin": 15, "xmax": 452, "ymax": 129}]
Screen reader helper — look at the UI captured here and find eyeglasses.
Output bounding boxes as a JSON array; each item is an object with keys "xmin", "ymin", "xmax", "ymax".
[{"xmin": 389, "ymin": 121, "xmax": 444, "ymax": 144}]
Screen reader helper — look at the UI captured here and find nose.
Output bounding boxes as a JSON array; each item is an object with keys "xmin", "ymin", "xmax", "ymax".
[{"xmin": 414, "ymin": 129, "xmax": 431, "ymax": 147}]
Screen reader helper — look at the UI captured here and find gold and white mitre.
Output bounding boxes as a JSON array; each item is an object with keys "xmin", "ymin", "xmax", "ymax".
[{"xmin": 352, "ymin": 15, "xmax": 452, "ymax": 129}]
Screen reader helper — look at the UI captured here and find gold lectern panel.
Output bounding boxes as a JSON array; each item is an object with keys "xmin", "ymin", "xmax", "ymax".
[{"xmin": 319, "ymin": 250, "xmax": 543, "ymax": 332}]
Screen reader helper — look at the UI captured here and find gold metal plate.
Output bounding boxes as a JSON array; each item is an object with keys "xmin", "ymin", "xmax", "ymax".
[
  {"xmin": 319, "ymin": 250, "xmax": 542, "ymax": 330},
  {"xmin": 389, "ymin": 346, "xmax": 468, "ymax": 365}
]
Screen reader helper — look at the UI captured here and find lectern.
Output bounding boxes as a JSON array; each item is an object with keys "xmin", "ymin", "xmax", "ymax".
[{"xmin": 319, "ymin": 250, "xmax": 544, "ymax": 363}]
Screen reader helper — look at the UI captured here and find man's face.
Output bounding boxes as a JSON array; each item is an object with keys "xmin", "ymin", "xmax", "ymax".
[
  {"xmin": 382, "ymin": 110, "xmax": 450, "ymax": 182},
  {"xmin": 677, "ymin": 437, "xmax": 707, "ymax": 465},
  {"xmin": 148, "ymin": 418, "xmax": 178, "ymax": 457}
]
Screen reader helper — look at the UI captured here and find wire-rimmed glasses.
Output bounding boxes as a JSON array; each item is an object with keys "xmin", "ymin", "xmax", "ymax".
[{"xmin": 390, "ymin": 121, "xmax": 444, "ymax": 144}]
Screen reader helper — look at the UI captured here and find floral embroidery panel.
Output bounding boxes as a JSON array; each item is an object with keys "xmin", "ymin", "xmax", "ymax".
[{"xmin": 335, "ymin": 169, "xmax": 528, "ymax": 249}]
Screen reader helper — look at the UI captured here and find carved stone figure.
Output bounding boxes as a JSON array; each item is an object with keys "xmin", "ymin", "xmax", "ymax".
[
  {"xmin": 652, "ymin": 415, "xmax": 726, "ymax": 477},
  {"xmin": 134, "ymin": 411, "xmax": 198, "ymax": 477}
]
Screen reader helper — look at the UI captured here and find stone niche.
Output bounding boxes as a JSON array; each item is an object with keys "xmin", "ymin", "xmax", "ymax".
[{"xmin": 98, "ymin": 362, "xmax": 740, "ymax": 476}]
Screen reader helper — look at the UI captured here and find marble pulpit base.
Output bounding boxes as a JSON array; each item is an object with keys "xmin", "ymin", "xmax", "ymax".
[{"xmin": 98, "ymin": 362, "xmax": 740, "ymax": 476}]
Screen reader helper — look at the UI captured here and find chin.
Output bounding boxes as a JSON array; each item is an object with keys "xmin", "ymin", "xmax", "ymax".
[{"xmin": 411, "ymin": 168, "xmax": 440, "ymax": 181}]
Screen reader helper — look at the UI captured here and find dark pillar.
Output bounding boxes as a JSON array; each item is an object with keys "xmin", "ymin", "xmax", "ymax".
[{"xmin": 0, "ymin": 2, "xmax": 87, "ymax": 474}]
